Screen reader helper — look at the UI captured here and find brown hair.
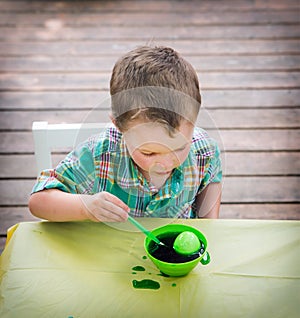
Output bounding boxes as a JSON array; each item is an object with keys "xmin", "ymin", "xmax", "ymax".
[{"xmin": 110, "ymin": 46, "xmax": 201, "ymax": 132}]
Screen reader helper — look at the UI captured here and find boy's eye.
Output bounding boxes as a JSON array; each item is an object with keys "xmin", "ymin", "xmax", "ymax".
[
  {"xmin": 141, "ymin": 152, "xmax": 154, "ymax": 157},
  {"xmin": 176, "ymin": 146, "xmax": 187, "ymax": 152},
  {"xmin": 141, "ymin": 146, "xmax": 187, "ymax": 157}
]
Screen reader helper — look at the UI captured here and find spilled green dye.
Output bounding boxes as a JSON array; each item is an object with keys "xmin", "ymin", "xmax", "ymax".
[
  {"xmin": 172, "ymin": 283, "xmax": 177, "ymax": 287},
  {"xmin": 132, "ymin": 266, "xmax": 145, "ymax": 272},
  {"xmin": 132, "ymin": 279, "xmax": 160, "ymax": 290},
  {"xmin": 142, "ymin": 255, "xmax": 147, "ymax": 259}
]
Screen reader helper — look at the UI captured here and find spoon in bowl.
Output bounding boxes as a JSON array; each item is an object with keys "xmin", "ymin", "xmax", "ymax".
[{"xmin": 127, "ymin": 215, "xmax": 166, "ymax": 246}]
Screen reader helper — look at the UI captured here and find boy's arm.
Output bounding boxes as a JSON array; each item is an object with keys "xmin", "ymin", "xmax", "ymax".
[
  {"xmin": 194, "ymin": 182, "xmax": 222, "ymax": 219},
  {"xmin": 29, "ymin": 189, "xmax": 129, "ymax": 222}
]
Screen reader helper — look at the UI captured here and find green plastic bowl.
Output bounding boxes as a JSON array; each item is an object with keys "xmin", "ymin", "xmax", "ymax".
[{"xmin": 144, "ymin": 224, "xmax": 210, "ymax": 277}]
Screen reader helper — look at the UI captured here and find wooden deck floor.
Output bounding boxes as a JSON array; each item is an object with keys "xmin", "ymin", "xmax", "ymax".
[{"xmin": 0, "ymin": 0, "xmax": 299, "ymax": 251}]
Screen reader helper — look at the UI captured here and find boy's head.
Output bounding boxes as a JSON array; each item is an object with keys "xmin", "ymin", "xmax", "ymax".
[{"xmin": 110, "ymin": 46, "xmax": 201, "ymax": 133}]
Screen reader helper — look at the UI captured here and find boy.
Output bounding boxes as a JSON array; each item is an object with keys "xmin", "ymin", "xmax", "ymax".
[{"xmin": 29, "ymin": 46, "xmax": 222, "ymax": 222}]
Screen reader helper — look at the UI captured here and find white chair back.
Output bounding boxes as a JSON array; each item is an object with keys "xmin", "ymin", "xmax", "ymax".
[{"xmin": 32, "ymin": 121, "xmax": 108, "ymax": 173}]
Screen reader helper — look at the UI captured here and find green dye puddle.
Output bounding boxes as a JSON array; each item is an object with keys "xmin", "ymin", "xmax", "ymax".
[
  {"xmin": 172, "ymin": 283, "xmax": 177, "ymax": 287},
  {"xmin": 132, "ymin": 279, "xmax": 160, "ymax": 290},
  {"xmin": 132, "ymin": 266, "xmax": 145, "ymax": 272},
  {"xmin": 142, "ymin": 256, "xmax": 147, "ymax": 259},
  {"xmin": 131, "ymin": 265, "xmax": 160, "ymax": 290}
]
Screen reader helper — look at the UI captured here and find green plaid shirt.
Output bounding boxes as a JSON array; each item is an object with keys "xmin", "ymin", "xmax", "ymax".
[{"xmin": 32, "ymin": 126, "xmax": 222, "ymax": 218}]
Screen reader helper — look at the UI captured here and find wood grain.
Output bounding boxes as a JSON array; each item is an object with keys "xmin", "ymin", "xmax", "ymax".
[
  {"xmin": 0, "ymin": 0, "xmax": 299, "ymax": 13},
  {"xmin": 1, "ymin": 90, "xmax": 299, "ymax": 110},
  {"xmin": 0, "ymin": 0, "xmax": 299, "ymax": 252},
  {"xmin": 0, "ymin": 236, "xmax": 7, "ymax": 253},
  {"xmin": 1, "ymin": 109, "xmax": 299, "ymax": 131},
  {"xmin": 1, "ymin": 40, "xmax": 299, "ymax": 56},
  {"xmin": 1, "ymin": 72, "xmax": 299, "ymax": 91},
  {"xmin": 1, "ymin": 25, "xmax": 300, "ymax": 41},
  {"xmin": 220, "ymin": 204, "xmax": 300, "ymax": 220},
  {"xmin": 1, "ymin": 55, "xmax": 299, "ymax": 72}
]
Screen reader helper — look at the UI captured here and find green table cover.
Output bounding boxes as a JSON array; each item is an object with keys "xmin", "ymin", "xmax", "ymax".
[{"xmin": 1, "ymin": 219, "xmax": 299, "ymax": 317}]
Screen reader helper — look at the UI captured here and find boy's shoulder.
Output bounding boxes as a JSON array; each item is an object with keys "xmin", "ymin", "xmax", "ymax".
[
  {"xmin": 83, "ymin": 125, "xmax": 123, "ymax": 155},
  {"xmin": 192, "ymin": 127, "xmax": 219, "ymax": 157}
]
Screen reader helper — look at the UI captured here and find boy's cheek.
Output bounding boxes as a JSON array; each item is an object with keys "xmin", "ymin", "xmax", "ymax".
[
  {"xmin": 177, "ymin": 147, "xmax": 191, "ymax": 165},
  {"xmin": 130, "ymin": 152, "xmax": 151, "ymax": 169}
]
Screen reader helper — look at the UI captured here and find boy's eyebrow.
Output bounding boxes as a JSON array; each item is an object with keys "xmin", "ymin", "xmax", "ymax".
[{"xmin": 174, "ymin": 143, "xmax": 189, "ymax": 151}]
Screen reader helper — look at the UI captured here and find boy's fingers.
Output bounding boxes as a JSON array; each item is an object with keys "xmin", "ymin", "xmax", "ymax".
[
  {"xmin": 103, "ymin": 192, "xmax": 130, "ymax": 213},
  {"xmin": 101, "ymin": 200, "xmax": 128, "ymax": 221},
  {"xmin": 81, "ymin": 193, "xmax": 129, "ymax": 222},
  {"xmin": 97, "ymin": 207, "xmax": 125, "ymax": 222}
]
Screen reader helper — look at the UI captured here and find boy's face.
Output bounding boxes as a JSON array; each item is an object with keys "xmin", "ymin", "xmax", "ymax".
[{"xmin": 122, "ymin": 120, "xmax": 194, "ymax": 188}]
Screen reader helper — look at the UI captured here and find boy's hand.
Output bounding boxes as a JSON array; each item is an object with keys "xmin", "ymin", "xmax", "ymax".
[{"xmin": 81, "ymin": 192, "xmax": 130, "ymax": 222}]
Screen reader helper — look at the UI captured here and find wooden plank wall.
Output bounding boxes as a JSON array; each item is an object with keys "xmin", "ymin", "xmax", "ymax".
[{"xmin": 0, "ymin": 0, "xmax": 299, "ymax": 251}]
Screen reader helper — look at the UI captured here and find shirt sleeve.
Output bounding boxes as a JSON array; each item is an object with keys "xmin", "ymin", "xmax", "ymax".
[
  {"xmin": 207, "ymin": 141, "xmax": 222, "ymax": 183},
  {"xmin": 198, "ymin": 140, "xmax": 222, "ymax": 193},
  {"xmin": 31, "ymin": 141, "xmax": 96, "ymax": 195}
]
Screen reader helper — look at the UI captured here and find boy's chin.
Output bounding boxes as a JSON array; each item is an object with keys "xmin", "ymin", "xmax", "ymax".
[
  {"xmin": 149, "ymin": 173, "xmax": 171, "ymax": 189},
  {"xmin": 153, "ymin": 171, "xmax": 172, "ymax": 176}
]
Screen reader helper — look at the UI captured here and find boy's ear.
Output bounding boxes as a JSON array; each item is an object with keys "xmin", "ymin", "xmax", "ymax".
[
  {"xmin": 109, "ymin": 112, "xmax": 124, "ymax": 132},
  {"xmin": 109, "ymin": 113, "xmax": 117, "ymax": 126}
]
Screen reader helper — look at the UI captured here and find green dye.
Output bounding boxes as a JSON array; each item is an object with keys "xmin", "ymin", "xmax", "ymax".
[
  {"xmin": 172, "ymin": 283, "xmax": 177, "ymax": 287},
  {"xmin": 132, "ymin": 266, "xmax": 146, "ymax": 271},
  {"xmin": 132, "ymin": 279, "xmax": 160, "ymax": 290},
  {"xmin": 132, "ymin": 272, "xmax": 137, "ymax": 274},
  {"xmin": 142, "ymin": 256, "xmax": 147, "ymax": 259},
  {"xmin": 149, "ymin": 232, "xmax": 202, "ymax": 263}
]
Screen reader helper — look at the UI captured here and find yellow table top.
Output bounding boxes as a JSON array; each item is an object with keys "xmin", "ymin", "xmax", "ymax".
[{"xmin": 1, "ymin": 218, "xmax": 299, "ymax": 317}]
